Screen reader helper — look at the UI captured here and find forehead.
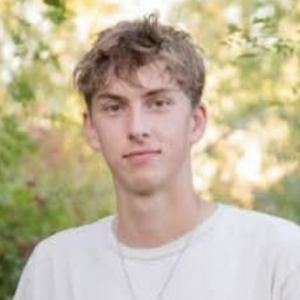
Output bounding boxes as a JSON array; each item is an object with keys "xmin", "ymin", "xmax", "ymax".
[{"xmin": 99, "ymin": 61, "xmax": 180, "ymax": 96}]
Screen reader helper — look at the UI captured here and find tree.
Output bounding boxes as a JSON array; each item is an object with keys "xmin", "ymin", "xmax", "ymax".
[
  {"xmin": 0, "ymin": 0, "xmax": 118, "ymax": 298},
  {"xmin": 170, "ymin": 0, "xmax": 300, "ymax": 221}
]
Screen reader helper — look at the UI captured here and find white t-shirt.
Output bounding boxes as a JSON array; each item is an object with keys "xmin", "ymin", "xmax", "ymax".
[{"xmin": 13, "ymin": 204, "xmax": 300, "ymax": 300}]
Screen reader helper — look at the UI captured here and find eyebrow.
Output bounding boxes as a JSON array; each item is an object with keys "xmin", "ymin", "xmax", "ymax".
[
  {"xmin": 95, "ymin": 88, "xmax": 172, "ymax": 103},
  {"xmin": 96, "ymin": 93, "xmax": 126, "ymax": 102},
  {"xmin": 143, "ymin": 88, "xmax": 172, "ymax": 98}
]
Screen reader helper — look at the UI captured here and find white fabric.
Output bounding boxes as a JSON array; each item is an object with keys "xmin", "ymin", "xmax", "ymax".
[{"xmin": 13, "ymin": 204, "xmax": 300, "ymax": 300}]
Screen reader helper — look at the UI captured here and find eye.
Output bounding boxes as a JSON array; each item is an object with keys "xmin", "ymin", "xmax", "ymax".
[
  {"xmin": 101, "ymin": 101, "xmax": 124, "ymax": 114},
  {"xmin": 154, "ymin": 100, "xmax": 166, "ymax": 107},
  {"xmin": 149, "ymin": 98, "xmax": 172, "ymax": 109},
  {"xmin": 106, "ymin": 103, "xmax": 122, "ymax": 112}
]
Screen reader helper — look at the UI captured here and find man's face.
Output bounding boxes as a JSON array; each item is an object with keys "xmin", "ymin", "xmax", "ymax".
[{"xmin": 84, "ymin": 62, "xmax": 206, "ymax": 194}]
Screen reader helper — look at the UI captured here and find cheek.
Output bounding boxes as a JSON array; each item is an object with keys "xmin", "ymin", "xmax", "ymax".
[
  {"xmin": 99, "ymin": 133, "xmax": 119, "ymax": 154},
  {"xmin": 92, "ymin": 124, "xmax": 118, "ymax": 154},
  {"xmin": 160, "ymin": 120, "xmax": 191, "ymax": 151}
]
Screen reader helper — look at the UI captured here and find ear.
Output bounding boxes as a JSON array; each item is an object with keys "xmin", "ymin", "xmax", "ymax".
[
  {"xmin": 83, "ymin": 112, "xmax": 102, "ymax": 153},
  {"xmin": 189, "ymin": 104, "xmax": 207, "ymax": 145}
]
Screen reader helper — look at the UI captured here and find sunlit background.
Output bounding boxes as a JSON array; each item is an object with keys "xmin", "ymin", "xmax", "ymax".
[{"xmin": 0, "ymin": 0, "xmax": 299, "ymax": 298}]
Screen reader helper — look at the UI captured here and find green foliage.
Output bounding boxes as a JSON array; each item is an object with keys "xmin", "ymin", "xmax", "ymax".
[
  {"xmin": 8, "ymin": 77, "xmax": 35, "ymax": 104},
  {"xmin": 0, "ymin": 0, "xmax": 115, "ymax": 299},
  {"xmin": 171, "ymin": 0, "xmax": 300, "ymax": 220},
  {"xmin": 0, "ymin": 116, "xmax": 35, "ymax": 177},
  {"xmin": 44, "ymin": 0, "xmax": 64, "ymax": 7},
  {"xmin": 44, "ymin": 5, "xmax": 69, "ymax": 24},
  {"xmin": 0, "ymin": 182, "xmax": 74, "ymax": 300},
  {"xmin": 255, "ymin": 173, "xmax": 300, "ymax": 222},
  {"xmin": 0, "ymin": 114, "xmax": 72, "ymax": 299}
]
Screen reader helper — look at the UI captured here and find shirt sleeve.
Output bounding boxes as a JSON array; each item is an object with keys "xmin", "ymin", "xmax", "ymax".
[{"xmin": 13, "ymin": 243, "xmax": 53, "ymax": 300}]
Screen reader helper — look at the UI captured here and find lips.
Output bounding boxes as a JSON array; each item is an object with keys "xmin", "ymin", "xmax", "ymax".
[{"xmin": 122, "ymin": 149, "xmax": 161, "ymax": 163}]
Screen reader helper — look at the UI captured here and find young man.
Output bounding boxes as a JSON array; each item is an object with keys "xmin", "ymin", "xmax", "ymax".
[{"xmin": 14, "ymin": 15, "xmax": 300, "ymax": 300}]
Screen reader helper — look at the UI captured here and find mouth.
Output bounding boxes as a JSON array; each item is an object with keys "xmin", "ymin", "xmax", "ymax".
[{"xmin": 122, "ymin": 149, "xmax": 161, "ymax": 163}]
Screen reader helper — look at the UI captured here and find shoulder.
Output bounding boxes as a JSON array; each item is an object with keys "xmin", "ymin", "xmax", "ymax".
[
  {"xmin": 33, "ymin": 215, "xmax": 115, "ymax": 259},
  {"xmin": 13, "ymin": 216, "xmax": 115, "ymax": 299},
  {"xmin": 220, "ymin": 204, "xmax": 300, "ymax": 241},
  {"xmin": 219, "ymin": 204, "xmax": 300, "ymax": 272}
]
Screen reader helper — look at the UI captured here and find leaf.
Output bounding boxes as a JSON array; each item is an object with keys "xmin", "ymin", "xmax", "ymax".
[
  {"xmin": 44, "ymin": 5, "xmax": 69, "ymax": 25},
  {"xmin": 238, "ymin": 51, "xmax": 259, "ymax": 59},
  {"xmin": 8, "ymin": 78, "xmax": 35, "ymax": 104},
  {"xmin": 43, "ymin": 0, "xmax": 64, "ymax": 8}
]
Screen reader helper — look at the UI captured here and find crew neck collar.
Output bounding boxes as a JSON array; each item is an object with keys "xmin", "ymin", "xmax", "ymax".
[{"xmin": 109, "ymin": 203, "xmax": 224, "ymax": 261}]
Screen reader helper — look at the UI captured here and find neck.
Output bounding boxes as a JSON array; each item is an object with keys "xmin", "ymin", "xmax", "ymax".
[{"xmin": 114, "ymin": 183, "xmax": 216, "ymax": 248}]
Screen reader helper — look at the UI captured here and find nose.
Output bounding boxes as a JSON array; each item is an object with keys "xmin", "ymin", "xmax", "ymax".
[{"xmin": 127, "ymin": 107, "xmax": 150, "ymax": 142}]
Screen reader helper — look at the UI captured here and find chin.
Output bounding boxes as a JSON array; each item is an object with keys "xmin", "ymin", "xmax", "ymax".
[{"xmin": 125, "ymin": 176, "xmax": 163, "ymax": 196}]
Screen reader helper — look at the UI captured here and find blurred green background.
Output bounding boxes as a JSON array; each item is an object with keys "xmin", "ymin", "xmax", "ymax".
[{"xmin": 0, "ymin": 0, "xmax": 299, "ymax": 299}]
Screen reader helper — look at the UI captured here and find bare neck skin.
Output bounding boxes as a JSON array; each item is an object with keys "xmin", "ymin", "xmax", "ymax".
[{"xmin": 114, "ymin": 166, "xmax": 217, "ymax": 248}]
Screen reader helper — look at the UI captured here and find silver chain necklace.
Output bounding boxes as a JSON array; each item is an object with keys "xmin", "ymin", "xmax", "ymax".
[{"xmin": 115, "ymin": 225, "xmax": 195, "ymax": 300}]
